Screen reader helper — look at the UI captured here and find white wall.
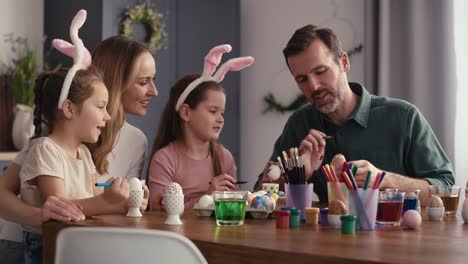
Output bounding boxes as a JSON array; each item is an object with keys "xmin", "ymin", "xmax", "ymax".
[
  {"xmin": 454, "ymin": 0, "xmax": 468, "ymax": 197},
  {"xmin": 0, "ymin": 0, "xmax": 44, "ymax": 72},
  {"xmin": 240, "ymin": 0, "xmax": 365, "ymax": 190}
]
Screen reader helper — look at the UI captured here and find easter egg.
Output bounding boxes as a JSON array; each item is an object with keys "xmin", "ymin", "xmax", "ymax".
[
  {"xmin": 267, "ymin": 165, "xmax": 281, "ymax": 181},
  {"xmin": 128, "ymin": 178, "xmax": 142, "ymax": 191},
  {"xmin": 197, "ymin": 195, "xmax": 213, "ymax": 209},
  {"xmin": 402, "ymin": 210, "xmax": 422, "ymax": 229}
]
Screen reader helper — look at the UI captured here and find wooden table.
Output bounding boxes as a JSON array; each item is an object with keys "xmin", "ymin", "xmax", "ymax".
[{"xmin": 43, "ymin": 211, "xmax": 468, "ymax": 264}]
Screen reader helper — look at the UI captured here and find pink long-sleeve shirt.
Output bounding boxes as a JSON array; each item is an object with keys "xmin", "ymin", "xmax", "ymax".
[{"xmin": 148, "ymin": 142, "xmax": 237, "ymax": 209}]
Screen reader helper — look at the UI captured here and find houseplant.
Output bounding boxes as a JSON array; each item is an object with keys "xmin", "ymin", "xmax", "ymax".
[{"xmin": 2, "ymin": 33, "xmax": 56, "ymax": 150}]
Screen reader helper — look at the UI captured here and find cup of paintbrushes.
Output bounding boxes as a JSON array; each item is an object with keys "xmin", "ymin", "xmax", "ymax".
[{"xmin": 285, "ymin": 183, "xmax": 314, "ymax": 221}]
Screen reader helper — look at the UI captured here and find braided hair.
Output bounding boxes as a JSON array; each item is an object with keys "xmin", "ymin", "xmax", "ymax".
[
  {"xmin": 32, "ymin": 70, "xmax": 66, "ymax": 139},
  {"xmin": 31, "ymin": 67, "xmax": 104, "ymax": 140}
]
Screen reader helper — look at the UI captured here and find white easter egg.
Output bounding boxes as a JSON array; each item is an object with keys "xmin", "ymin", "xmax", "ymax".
[
  {"xmin": 198, "ymin": 195, "xmax": 214, "ymax": 209},
  {"xmin": 267, "ymin": 165, "xmax": 281, "ymax": 181}
]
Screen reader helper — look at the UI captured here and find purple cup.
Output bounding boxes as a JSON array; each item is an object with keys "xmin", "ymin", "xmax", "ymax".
[{"xmin": 285, "ymin": 183, "xmax": 314, "ymax": 220}]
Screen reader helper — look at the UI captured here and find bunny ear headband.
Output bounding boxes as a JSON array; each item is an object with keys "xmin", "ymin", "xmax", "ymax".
[
  {"xmin": 51, "ymin": 9, "xmax": 92, "ymax": 109},
  {"xmin": 175, "ymin": 44, "xmax": 255, "ymax": 111}
]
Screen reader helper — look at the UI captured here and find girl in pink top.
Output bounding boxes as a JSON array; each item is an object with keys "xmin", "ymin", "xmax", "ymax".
[{"xmin": 148, "ymin": 45, "xmax": 254, "ymax": 209}]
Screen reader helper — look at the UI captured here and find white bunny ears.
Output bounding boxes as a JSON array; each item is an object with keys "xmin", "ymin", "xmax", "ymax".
[
  {"xmin": 175, "ymin": 44, "xmax": 254, "ymax": 111},
  {"xmin": 52, "ymin": 9, "xmax": 92, "ymax": 109}
]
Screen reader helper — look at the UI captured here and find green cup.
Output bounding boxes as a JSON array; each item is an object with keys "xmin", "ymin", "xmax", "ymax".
[{"xmin": 213, "ymin": 191, "xmax": 247, "ymax": 226}]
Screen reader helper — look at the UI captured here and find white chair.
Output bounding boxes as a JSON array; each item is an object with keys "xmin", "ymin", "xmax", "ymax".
[{"xmin": 54, "ymin": 227, "xmax": 207, "ymax": 264}]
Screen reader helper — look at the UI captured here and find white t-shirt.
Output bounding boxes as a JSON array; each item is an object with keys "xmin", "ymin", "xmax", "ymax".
[
  {"xmin": 1, "ymin": 122, "xmax": 147, "ymax": 239},
  {"xmin": 20, "ymin": 137, "xmax": 95, "ymax": 233},
  {"xmin": 98, "ymin": 122, "xmax": 147, "ymax": 182}
]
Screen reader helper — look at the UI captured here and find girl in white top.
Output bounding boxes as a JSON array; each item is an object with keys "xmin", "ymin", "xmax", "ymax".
[{"xmin": 21, "ymin": 67, "xmax": 131, "ymax": 264}]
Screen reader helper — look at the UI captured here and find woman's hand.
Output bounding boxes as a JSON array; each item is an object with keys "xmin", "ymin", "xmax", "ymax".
[{"xmin": 41, "ymin": 196, "xmax": 85, "ymax": 222}]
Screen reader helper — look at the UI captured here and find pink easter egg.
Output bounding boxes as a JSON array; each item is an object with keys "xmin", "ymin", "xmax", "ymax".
[{"xmin": 402, "ymin": 210, "xmax": 422, "ymax": 229}]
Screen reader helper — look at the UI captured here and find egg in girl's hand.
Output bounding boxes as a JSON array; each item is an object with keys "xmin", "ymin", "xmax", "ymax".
[
  {"xmin": 267, "ymin": 165, "xmax": 281, "ymax": 181},
  {"xmin": 402, "ymin": 210, "xmax": 422, "ymax": 229}
]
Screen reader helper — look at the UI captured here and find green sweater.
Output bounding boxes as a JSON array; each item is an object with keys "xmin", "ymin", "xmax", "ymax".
[{"xmin": 255, "ymin": 83, "xmax": 454, "ymax": 202}]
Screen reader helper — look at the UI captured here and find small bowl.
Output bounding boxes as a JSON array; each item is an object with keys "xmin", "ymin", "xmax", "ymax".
[
  {"xmin": 426, "ymin": 207, "xmax": 445, "ymax": 221},
  {"xmin": 462, "ymin": 210, "xmax": 468, "ymax": 224},
  {"xmin": 328, "ymin": 214, "xmax": 343, "ymax": 228}
]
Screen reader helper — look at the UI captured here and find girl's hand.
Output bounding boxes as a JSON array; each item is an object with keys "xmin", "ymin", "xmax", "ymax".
[
  {"xmin": 103, "ymin": 177, "xmax": 129, "ymax": 204},
  {"xmin": 140, "ymin": 185, "xmax": 149, "ymax": 211},
  {"xmin": 41, "ymin": 195, "xmax": 85, "ymax": 222},
  {"xmin": 209, "ymin": 174, "xmax": 237, "ymax": 192},
  {"xmin": 150, "ymin": 191, "xmax": 164, "ymax": 211},
  {"xmin": 299, "ymin": 129, "xmax": 326, "ymax": 178}
]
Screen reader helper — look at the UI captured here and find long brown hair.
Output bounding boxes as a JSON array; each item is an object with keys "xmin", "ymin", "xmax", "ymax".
[
  {"xmin": 90, "ymin": 36, "xmax": 150, "ymax": 174},
  {"xmin": 150, "ymin": 74, "xmax": 225, "ymax": 176},
  {"xmin": 32, "ymin": 67, "xmax": 106, "ymax": 166}
]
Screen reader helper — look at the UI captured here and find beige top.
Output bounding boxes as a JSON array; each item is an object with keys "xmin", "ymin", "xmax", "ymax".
[{"xmin": 20, "ymin": 137, "xmax": 95, "ymax": 233}]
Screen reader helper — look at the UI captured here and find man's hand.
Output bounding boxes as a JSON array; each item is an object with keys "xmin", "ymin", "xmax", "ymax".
[
  {"xmin": 348, "ymin": 160, "xmax": 384, "ymax": 188},
  {"xmin": 299, "ymin": 129, "xmax": 326, "ymax": 178}
]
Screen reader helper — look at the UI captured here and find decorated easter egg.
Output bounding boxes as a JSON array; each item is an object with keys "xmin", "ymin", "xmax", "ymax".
[
  {"xmin": 330, "ymin": 154, "xmax": 346, "ymax": 168},
  {"xmin": 163, "ymin": 182, "xmax": 183, "ymax": 196},
  {"xmin": 270, "ymin": 192, "xmax": 279, "ymax": 201},
  {"xmin": 430, "ymin": 196, "xmax": 444, "ymax": 208},
  {"xmin": 402, "ymin": 210, "xmax": 422, "ymax": 229},
  {"xmin": 267, "ymin": 165, "xmax": 281, "ymax": 181},
  {"xmin": 128, "ymin": 178, "xmax": 142, "ymax": 191},
  {"xmin": 328, "ymin": 199, "xmax": 348, "ymax": 215},
  {"xmin": 251, "ymin": 196, "xmax": 267, "ymax": 209}
]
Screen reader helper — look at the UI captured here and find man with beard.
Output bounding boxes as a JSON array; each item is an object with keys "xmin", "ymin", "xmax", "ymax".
[{"xmin": 254, "ymin": 25, "xmax": 454, "ymax": 207}]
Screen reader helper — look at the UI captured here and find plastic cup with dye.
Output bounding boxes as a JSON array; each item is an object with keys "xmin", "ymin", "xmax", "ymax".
[
  {"xmin": 285, "ymin": 183, "xmax": 314, "ymax": 221},
  {"xmin": 304, "ymin": 207, "xmax": 320, "ymax": 225},
  {"xmin": 376, "ymin": 189, "xmax": 405, "ymax": 226},
  {"xmin": 213, "ymin": 191, "xmax": 247, "ymax": 226},
  {"xmin": 429, "ymin": 185, "xmax": 461, "ymax": 216},
  {"xmin": 341, "ymin": 215, "xmax": 357, "ymax": 234}
]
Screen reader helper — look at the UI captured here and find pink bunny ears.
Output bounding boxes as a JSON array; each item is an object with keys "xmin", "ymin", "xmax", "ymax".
[
  {"xmin": 52, "ymin": 9, "xmax": 92, "ymax": 109},
  {"xmin": 175, "ymin": 44, "xmax": 254, "ymax": 111}
]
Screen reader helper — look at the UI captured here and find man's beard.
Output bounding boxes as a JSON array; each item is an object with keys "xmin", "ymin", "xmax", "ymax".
[{"xmin": 310, "ymin": 88, "xmax": 340, "ymax": 114}]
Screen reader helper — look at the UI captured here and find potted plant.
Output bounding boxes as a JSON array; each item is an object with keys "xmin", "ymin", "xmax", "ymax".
[{"xmin": 2, "ymin": 33, "xmax": 57, "ymax": 150}]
